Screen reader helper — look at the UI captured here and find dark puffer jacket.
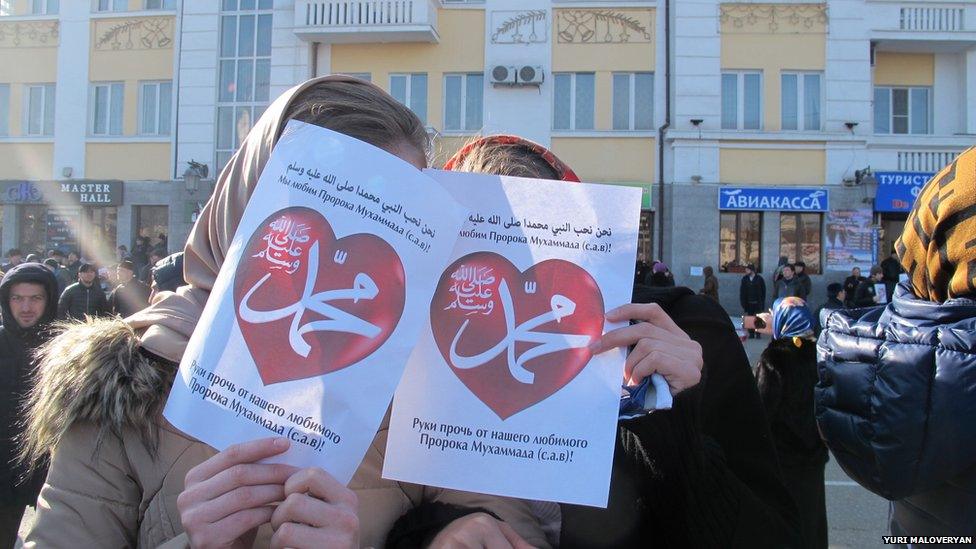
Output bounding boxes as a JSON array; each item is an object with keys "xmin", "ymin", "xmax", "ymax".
[{"xmin": 816, "ymin": 283, "xmax": 976, "ymax": 537}]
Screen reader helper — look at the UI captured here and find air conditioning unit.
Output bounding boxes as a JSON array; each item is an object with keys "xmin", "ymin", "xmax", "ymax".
[
  {"xmin": 517, "ymin": 65, "xmax": 544, "ymax": 86},
  {"xmin": 490, "ymin": 65, "xmax": 517, "ymax": 86}
]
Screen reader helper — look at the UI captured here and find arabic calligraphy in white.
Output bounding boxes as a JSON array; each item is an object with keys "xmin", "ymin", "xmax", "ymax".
[
  {"xmin": 445, "ymin": 265, "xmax": 496, "ymax": 316},
  {"xmin": 253, "ymin": 216, "xmax": 311, "ymax": 274},
  {"xmin": 448, "ymin": 279, "xmax": 592, "ymax": 384},
  {"xmin": 239, "ymin": 241, "xmax": 383, "ymax": 358}
]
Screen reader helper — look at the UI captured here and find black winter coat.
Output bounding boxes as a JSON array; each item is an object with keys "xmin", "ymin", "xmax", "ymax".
[
  {"xmin": 817, "ymin": 283, "xmax": 976, "ymax": 538},
  {"xmin": 108, "ymin": 279, "xmax": 151, "ymax": 318},
  {"xmin": 389, "ymin": 286, "xmax": 802, "ymax": 548},
  {"xmin": 843, "ymin": 275, "xmax": 865, "ymax": 307},
  {"xmin": 0, "ymin": 264, "xmax": 58, "ymax": 505},
  {"xmin": 57, "ymin": 281, "xmax": 108, "ymax": 320},
  {"xmin": 757, "ymin": 337, "xmax": 828, "ymax": 548},
  {"xmin": 795, "ymin": 273, "xmax": 812, "ymax": 301},
  {"xmin": 740, "ymin": 274, "xmax": 766, "ymax": 313},
  {"xmin": 853, "ymin": 279, "xmax": 879, "ymax": 307}
]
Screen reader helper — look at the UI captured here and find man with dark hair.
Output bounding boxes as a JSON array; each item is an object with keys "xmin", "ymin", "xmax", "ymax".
[
  {"xmin": 815, "ymin": 282, "xmax": 846, "ymax": 336},
  {"xmin": 148, "ymin": 252, "xmax": 185, "ymax": 303},
  {"xmin": 739, "ymin": 264, "xmax": 766, "ymax": 339},
  {"xmin": 843, "ymin": 267, "xmax": 865, "ymax": 308},
  {"xmin": 0, "ymin": 263, "xmax": 58, "ymax": 547},
  {"xmin": 880, "ymin": 248, "xmax": 904, "ymax": 301},
  {"xmin": 1, "ymin": 249, "xmax": 23, "ymax": 272},
  {"xmin": 854, "ymin": 265, "xmax": 885, "ymax": 307},
  {"xmin": 774, "ymin": 264, "xmax": 800, "ymax": 299},
  {"xmin": 139, "ymin": 248, "xmax": 164, "ymax": 285},
  {"xmin": 108, "ymin": 260, "xmax": 150, "ymax": 318},
  {"xmin": 57, "ymin": 263, "xmax": 108, "ymax": 320},
  {"xmin": 64, "ymin": 251, "xmax": 81, "ymax": 282},
  {"xmin": 794, "ymin": 261, "xmax": 812, "ymax": 301}
]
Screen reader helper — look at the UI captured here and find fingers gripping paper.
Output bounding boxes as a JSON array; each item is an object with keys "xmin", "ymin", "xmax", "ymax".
[
  {"xmin": 384, "ymin": 170, "xmax": 642, "ymax": 507},
  {"xmin": 164, "ymin": 122, "xmax": 466, "ymax": 483}
]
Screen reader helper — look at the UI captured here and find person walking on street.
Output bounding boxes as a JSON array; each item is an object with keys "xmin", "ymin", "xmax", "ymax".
[
  {"xmin": 700, "ymin": 266, "xmax": 719, "ymax": 301},
  {"xmin": 774, "ymin": 264, "xmax": 800, "ymax": 299},
  {"xmin": 794, "ymin": 261, "xmax": 812, "ymax": 301},
  {"xmin": 817, "ymin": 147, "xmax": 976, "ymax": 539},
  {"xmin": 814, "ymin": 283, "xmax": 845, "ymax": 336},
  {"xmin": 740, "ymin": 264, "xmax": 766, "ymax": 338},
  {"xmin": 853, "ymin": 266, "xmax": 885, "ymax": 307},
  {"xmin": 0, "ymin": 263, "xmax": 58, "ymax": 548},
  {"xmin": 108, "ymin": 260, "xmax": 151, "ymax": 318},
  {"xmin": 756, "ymin": 297, "xmax": 828, "ymax": 549},
  {"xmin": 843, "ymin": 267, "xmax": 865, "ymax": 308},
  {"xmin": 57, "ymin": 263, "xmax": 108, "ymax": 320}
]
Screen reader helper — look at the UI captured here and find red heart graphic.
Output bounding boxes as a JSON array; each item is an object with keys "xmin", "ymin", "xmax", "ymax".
[
  {"xmin": 430, "ymin": 252, "xmax": 605, "ymax": 419},
  {"xmin": 233, "ymin": 207, "xmax": 405, "ymax": 385}
]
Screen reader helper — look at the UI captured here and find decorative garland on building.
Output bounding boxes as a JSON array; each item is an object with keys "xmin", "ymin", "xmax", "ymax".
[
  {"xmin": 95, "ymin": 18, "xmax": 172, "ymax": 50},
  {"xmin": 491, "ymin": 10, "xmax": 547, "ymax": 44},
  {"xmin": 720, "ymin": 4, "xmax": 828, "ymax": 32},
  {"xmin": 556, "ymin": 10, "xmax": 652, "ymax": 43},
  {"xmin": 0, "ymin": 21, "xmax": 59, "ymax": 47}
]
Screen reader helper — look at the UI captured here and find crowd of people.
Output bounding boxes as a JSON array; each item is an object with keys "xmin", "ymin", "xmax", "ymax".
[{"xmin": 0, "ymin": 75, "xmax": 972, "ymax": 548}]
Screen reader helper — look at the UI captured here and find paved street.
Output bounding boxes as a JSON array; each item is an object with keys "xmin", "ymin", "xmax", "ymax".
[{"xmin": 15, "ymin": 337, "xmax": 890, "ymax": 548}]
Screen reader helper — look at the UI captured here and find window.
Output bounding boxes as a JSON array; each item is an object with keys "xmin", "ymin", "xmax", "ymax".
[
  {"xmin": 781, "ymin": 72, "xmax": 822, "ymax": 131},
  {"xmin": 144, "ymin": 0, "xmax": 176, "ymax": 9},
  {"xmin": 779, "ymin": 212, "xmax": 822, "ymax": 274},
  {"xmin": 134, "ymin": 206, "xmax": 168, "ymax": 249},
  {"xmin": 94, "ymin": 0, "xmax": 126, "ymax": 11},
  {"xmin": 553, "ymin": 72, "xmax": 595, "ymax": 131},
  {"xmin": 216, "ymin": 0, "xmax": 273, "ymax": 170},
  {"xmin": 443, "ymin": 73, "xmax": 483, "ymax": 132},
  {"xmin": 874, "ymin": 86, "xmax": 931, "ymax": 134},
  {"xmin": 720, "ymin": 212, "xmax": 761, "ymax": 272},
  {"xmin": 31, "ymin": 0, "xmax": 57, "ymax": 14},
  {"xmin": 25, "ymin": 84, "xmax": 54, "ymax": 136},
  {"xmin": 90, "ymin": 83, "xmax": 124, "ymax": 136},
  {"xmin": 721, "ymin": 71, "xmax": 762, "ymax": 130},
  {"xmin": 638, "ymin": 210, "xmax": 654, "ymax": 260},
  {"xmin": 341, "ymin": 72, "xmax": 371, "ymax": 82},
  {"xmin": 139, "ymin": 81, "xmax": 172, "ymax": 135},
  {"xmin": 612, "ymin": 72, "xmax": 653, "ymax": 131},
  {"xmin": 0, "ymin": 84, "xmax": 9, "ymax": 136},
  {"xmin": 390, "ymin": 73, "xmax": 428, "ymax": 125}
]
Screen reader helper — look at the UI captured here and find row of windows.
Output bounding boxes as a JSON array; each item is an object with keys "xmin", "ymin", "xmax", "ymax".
[
  {"xmin": 720, "ymin": 211, "xmax": 823, "ymax": 274},
  {"xmin": 0, "ymin": 81, "xmax": 171, "ymax": 137},
  {"xmin": 1, "ymin": 0, "xmax": 176, "ymax": 15},
  {"xmin": 720, "ymin": 70, "xmax": 932, "ymax": 134},
  {"xmin": 342, "ymin": 72, "xmax": 655, "ymax": 133}
]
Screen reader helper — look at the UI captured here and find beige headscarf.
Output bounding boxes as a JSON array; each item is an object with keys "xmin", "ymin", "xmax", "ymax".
[{"xmin": 128, "ymin": 75, "xmax": 377, "ymax": 363}]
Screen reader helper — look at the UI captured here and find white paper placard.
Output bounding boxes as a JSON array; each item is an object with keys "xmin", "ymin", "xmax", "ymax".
[
  {"xmin": 383, "ymin": 169, "xmax": 642, "ymax": 507},
  {"xmin": 163, "ymin": 121, "xmax": 466, "ymax": 484}
]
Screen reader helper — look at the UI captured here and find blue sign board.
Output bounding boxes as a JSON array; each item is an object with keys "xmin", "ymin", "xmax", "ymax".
[
  {"xmin": 718, "ymin": 187, "xmax": 828, "ymax": 212},
  {"xmin": 874, "ymin": 171, "xmax": 934, "ymax": 213}
]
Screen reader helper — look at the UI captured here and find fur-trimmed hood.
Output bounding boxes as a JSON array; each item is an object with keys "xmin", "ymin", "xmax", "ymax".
[{"xmin": 20, "ymin": 317, "xmax": 178, "ymax": 469}]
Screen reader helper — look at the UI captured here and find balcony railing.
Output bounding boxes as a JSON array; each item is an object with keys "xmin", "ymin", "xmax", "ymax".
[
  {"xmin": 898, "ymin": 150, "xmax": 960, "ymax": 172},
  {"xmin": 900, "ymin": 7, "xmax": 964, "ymax": 32},
  {"xmin": 293, "ymin": 0, "xmax": 439, "ymax": 43}
]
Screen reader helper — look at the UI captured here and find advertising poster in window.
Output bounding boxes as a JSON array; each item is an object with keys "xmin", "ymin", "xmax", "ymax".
[
  {"xmin": 383, "ymin": 169, "xmax": 642, "ymax": 507},
  {"xmin": 825, "ymin": 209, "xmax": 876, "ymax": 272}
]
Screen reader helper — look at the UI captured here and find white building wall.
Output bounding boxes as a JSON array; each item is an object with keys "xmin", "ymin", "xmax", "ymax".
[
  {"xmin": 933, "ymin": 53, "xmax": 963, "ymax": 136},
  {"xmin": 176, "ymin": 0, "xmax": 220, "ymax": 178},
  {"xmin": 482, "ymin": 0, "xmax": 552, "ymax": 146},
  {"xmin": 270, "ymin": 0, "xmax": 310, "ymax": 98},
  {"xmin": 52, "ymin": 3, "xmax": 90, "ymax": 179}
]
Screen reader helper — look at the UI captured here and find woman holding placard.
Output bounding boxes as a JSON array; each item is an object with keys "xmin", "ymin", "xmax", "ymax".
[
  {"xmin": 389, "ymin": 136, "xmax": 802, "ymax": 548},
  {"xmin": 19, "ymin": 78, "xmax": 547, "ymax": 548}
]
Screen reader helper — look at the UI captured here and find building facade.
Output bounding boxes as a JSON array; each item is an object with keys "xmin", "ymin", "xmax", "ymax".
[{"xmin": 1, "ymin": 0, "xmax": 973, "ymax": 312}]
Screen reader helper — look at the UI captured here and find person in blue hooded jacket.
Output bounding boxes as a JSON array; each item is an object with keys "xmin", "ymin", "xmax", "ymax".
[{"xmin": 817, "ymin": 147, "xmax": 976, "ymax": 540}]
